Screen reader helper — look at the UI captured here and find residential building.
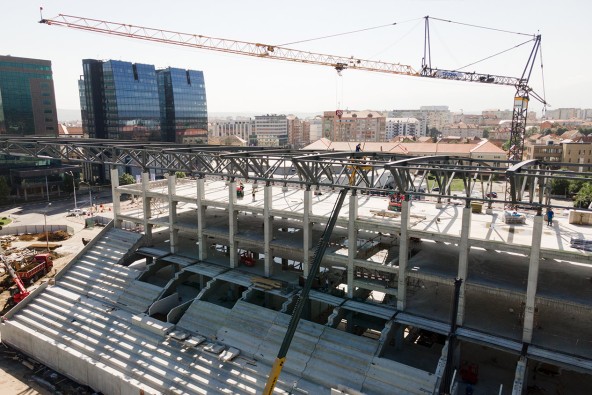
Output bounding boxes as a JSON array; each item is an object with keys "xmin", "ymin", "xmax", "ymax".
[
  {"xmin": 388, "ymin": 106, "xmax": 451, "ymax": 137},
  {"xmin": 322, "ymin": 110, "xmax": 386, "ymax": 142},
  {"xmin": 308, "ymin": 116, "xmax": 323, "ymax": 142},
  {"xmin": 440, "ymin": 122, "xmax": 483, "ymax": 138},
  {"xmin": 209, "ymin": 119, "xmax": 253, "ymax": 142},
  {"xmin": 524, "ymin": 141, "xmax": 563, "ymax": 163},
  {"xmin": 385, "ymin": 117, "xmax": 420, "ymax": 139},
  {"xmin": 562, "ymin": 142, "xmax": 592, "ymax": 171},
  {"xmin": 286, "ymin": 115, "xmax": 309, "ymax": 148},
  {"xmin": 303, "ymin": 138, "xmax": 506, "ymax": 160},
  {"xmin": 0, "ymin": 55, "xmax": 58, "ymax": 136},
  {"xmin": 157, "ymin": 68, "xmax": 208, "ymax": 144},
  {"xmin": 546, "ymin": 108, "xmax": 592, "ymax": 120},
  {"xmin": 253, "ymin": 114, "xmax": 288, "ymax": 147}
]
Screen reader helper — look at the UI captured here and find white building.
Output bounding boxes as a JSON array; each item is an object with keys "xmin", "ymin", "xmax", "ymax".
[
  {"xmin": 209, "ymin": 120, "xmax": 253, "ymax": 142},
  {"xmin": 386, "ymin": 117, "xmax": 420, "ymax": 139},
  {"xmin": 254, "ymin": 114, "xmax": 288, "ymax": 147}
]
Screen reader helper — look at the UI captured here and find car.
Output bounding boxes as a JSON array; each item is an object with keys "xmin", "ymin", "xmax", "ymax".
[
  {"xmin": 67, "ymin": 208, "xmax": 87, "ymax": 216},
  {"xmin": 486, "ymin": 192, "xmax": 498, "ymax": 198},
  {"xmin": 432, "ymin": 187, "xmax": 440, "ymax": 192}
]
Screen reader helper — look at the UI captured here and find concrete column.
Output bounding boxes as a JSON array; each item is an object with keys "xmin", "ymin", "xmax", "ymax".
[
  {"xmin": 110, "ymin": 167, "xmax": 122, "ymax": 228},
  {"xmin": 302, "ymin": 187, "xmax": 313, "ymax": 278},
  {"xmin": 456, "ymin": 207, "xmax": 472, "ymax": 325},
  {"xmin": 397, "ymin": 197, "xmax": 410, "ymax": 310},
  {"xmin": 347, "ymin": 190, "xmax": 358, "ymax": 298},
  {"xmin": 167, "ymin": 174, "xmax": 178, "ymax": 254},
  {"xmin": 228, "ymin": 180, "xmax": 238, "ymax": 268},
  {"xmin": 523, "ymin": 213, "xmax": 544, "ymax": 343},
  {"xmin": 196, "ymin": 178, "xmax": 207, "ymax": 260},
  {"xmin": 141, "ymin": 172, "xmax": 152, "ymax": 244},
  {"xmin": 264, "ymin": 184, "xmax": 274, "ymax": 276}
]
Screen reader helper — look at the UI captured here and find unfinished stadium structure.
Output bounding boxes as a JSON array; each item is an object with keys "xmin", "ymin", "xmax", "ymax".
[{"xmin": 1, "ymin": 138, "xmax": 592, "ymax": 394}]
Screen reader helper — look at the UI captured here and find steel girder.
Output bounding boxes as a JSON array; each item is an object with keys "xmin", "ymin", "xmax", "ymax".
[{"xmin": 0, "ymin": 137, "xmax": 590, "ymax": 211}]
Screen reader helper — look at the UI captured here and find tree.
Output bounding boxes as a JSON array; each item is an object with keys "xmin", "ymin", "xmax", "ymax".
[
  {"xmin": 568, "ymin": 179, "xmax": 586, "ymax": 196},
  {"xmin": 0, "ymin": 176, "xmax": 10, "ymax": 201},
  {"xmin": 549, "ymin": 178, "xmax": 569, "ymax": 196},
  {"xmin": 574, "ymin": 182, "xmax": 592, "ymax": 208},
  {"xmin": 482, "ymin": 128, "xmax": 490, "ymax": 139},
  {"xmin": 175, "ymin": 171, "xmax": 186, "ymax": 179},
  {"xmin": 119, "ymin": 173, "xmax": 135, "ymax": 186},
  {"xmin": 502, "ymin": 139, "xmax": 511, "ymax": 151}
]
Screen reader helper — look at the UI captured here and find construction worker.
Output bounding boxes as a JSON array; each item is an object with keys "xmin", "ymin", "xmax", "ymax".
[{"xmin": 355, "ymin": 143, "xmax": 361, "ymax": 152}]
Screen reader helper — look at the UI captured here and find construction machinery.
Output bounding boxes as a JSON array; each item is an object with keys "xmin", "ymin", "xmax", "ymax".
[
  {"xmin": 39, "ymin": 13, "xmax": 545, "ymax": 162},
  {"xmin": 15, "ymin": 253, "xmax": 53, "ymax": 285},
  {"xmin": 263, "ymin": 188, "xmax": 349, "ymax": 394},
  {"xmin": 1, "ymin": 254, "xmax": 30, "ymax": 305}
]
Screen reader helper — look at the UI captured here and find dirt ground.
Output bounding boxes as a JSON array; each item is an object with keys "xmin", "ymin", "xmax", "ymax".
[{"xmin": 0, "ymin": 218, "xmax": 106, "ymax": 394}]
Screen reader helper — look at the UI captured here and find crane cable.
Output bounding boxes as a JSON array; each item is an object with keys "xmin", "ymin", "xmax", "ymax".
[
  {"xmin": 428, "ymin": 16, "xmax": 534, "ymax": 37},
  {"xmin": 456, "ymin": 37, "xmax": 536, "ymax": 71},
  {"xmin": 279, "ymin": 18, "xmax": 422, "ymax": 46},
  {"xmin": 538, "ymin": 42, "xmax": 548, "ymax": 116}
]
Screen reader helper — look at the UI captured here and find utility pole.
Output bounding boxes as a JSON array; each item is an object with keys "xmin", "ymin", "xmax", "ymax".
[
  {"xmin": 44, "ymin": 203, "xmax": 52, "ymax": 252},
  {"xmin": 66, "ymin": 171, "xmax": 77, "ymax": 210}
]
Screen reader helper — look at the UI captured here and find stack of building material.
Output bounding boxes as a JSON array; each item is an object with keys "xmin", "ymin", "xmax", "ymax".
[
  {"xmin": 503, "ymin": 211, "xmax": 526, "ymax": 224},
  {"xmin": 570, "ymin": 237, "xmax": 592, "ymax": 251}
]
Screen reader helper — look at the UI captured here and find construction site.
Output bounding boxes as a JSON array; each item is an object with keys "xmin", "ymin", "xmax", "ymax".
[
  {"xmin": 0, "ymin": 139, "xmax": 589, "ymax": 394},
  {"xmin": 0, "ymin": 11, "xmax": 590, "ymax": 395}
]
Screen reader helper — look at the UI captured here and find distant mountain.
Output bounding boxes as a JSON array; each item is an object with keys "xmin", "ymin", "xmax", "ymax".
[{"xmin": 58, "ymin": 108, "xmax": 81, "ymax": 122}]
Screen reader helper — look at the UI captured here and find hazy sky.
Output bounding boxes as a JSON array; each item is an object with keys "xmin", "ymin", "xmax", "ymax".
[{"xmin": 5, "ymin": 1, "xmax": 592, "ymax": 117}]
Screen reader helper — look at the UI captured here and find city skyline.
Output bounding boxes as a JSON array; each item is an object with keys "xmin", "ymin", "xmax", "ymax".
[{"xmin": 6, "ymin": 1, "xmax": 592, "ymax": 118}]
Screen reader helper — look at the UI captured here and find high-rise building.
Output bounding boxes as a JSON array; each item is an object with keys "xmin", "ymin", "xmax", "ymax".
[
  {"xmin": 80, "ymin": 59, "xmax": 207, "ymax": 142},
  {"xmin": 386, "ymin": 117, "xmax": 420, "ymax": 139},
  {"xmin": 80, "ymin": 59, "xmax": 161, "ymax": 140},
  {"xmin": 0, "ymin": 55, "xmax": 59, "ymax": 136},
  {"xmin": 157, "ymin": 68, "xmax": 207, "ymax": 143},
  {"xmin": 253, "ymin": 114, "xmax": 288, "ymax": 147}
]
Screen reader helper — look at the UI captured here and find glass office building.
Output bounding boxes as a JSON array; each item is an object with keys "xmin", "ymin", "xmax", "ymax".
[
  {"xmin": 80, "ymin": 60, "xmax": 207, "ymax": 143},
  {"xmin": 80, "ymin": 59, "xmax": 161, "ymax": 141},
  {"xmin": 157, "ymin": 68, "xmax": 207, "ymax": 143},
  {"xmin": 0, "ymin": 55, "xmax": 59, "ymax": 136}
]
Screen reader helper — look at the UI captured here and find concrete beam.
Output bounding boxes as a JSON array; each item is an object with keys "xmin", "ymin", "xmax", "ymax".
[
  {"xmin": 523, "ymin": 214, "xmax": 543, "ymax": 343},
  {"xmin": 456, "ymin": 207, "xmax": 471, "ymax": 325},
  {"xmin": 168, "ymin": 174, "xmax": 178, "ymax": 254},
  {"xmin": 264, "ymin": 184, "xmax": 274, "ymax": 276},
  {"xmin": 141, "ymin": 172, "xmax": 152, "ymax": 244},
  {"xmin": 228, "ymin": 180, "xmax": 238, "ymax": 268},
  {"xmin": 303, "ymin": 187, "xmax": 313, "ymax": 278},
  {"xmin": 397, "ymin": 198, "xmax": 410, "ymax": 311},
  {"xmin": 110, "ymin": 167, "xmax": 122, "ymax": 229},
  {"xmin": 348, "ymin": 190, "xmax": 358, "ymax": 298},
  {"xmin": 197, "ymin": 178, "xmax": 207, "ymax": 261}
]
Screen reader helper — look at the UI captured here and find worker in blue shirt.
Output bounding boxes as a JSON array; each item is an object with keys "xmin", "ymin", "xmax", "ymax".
[{"xmin": 546, "ymin": 208, "xmax": 554, "ymax": 226}]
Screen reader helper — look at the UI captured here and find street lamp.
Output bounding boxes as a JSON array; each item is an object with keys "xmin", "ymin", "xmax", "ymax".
[
  {"xmin": 65, "ymin": 171, "xmax": 77, "ymax": 210},
  {"xmin": 44, "ymin": 203, "xmax": 52, "ymax": 252},
  {"xmin": 80, "ymin": 181, "xmax": 93, "ymax": 216}
]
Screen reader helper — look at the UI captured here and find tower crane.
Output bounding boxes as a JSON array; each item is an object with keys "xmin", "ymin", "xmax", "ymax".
[{"xmin": 39, "ymin": 13, "xmax": 546, "ymax": 161}]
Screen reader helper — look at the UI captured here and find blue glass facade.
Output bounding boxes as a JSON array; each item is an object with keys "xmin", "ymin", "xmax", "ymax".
[
  {"xmin": 0, "ymin": 55, "xmax": 58, "ymax": 136},
  {"xmin": 157, "ymin": 68, "xmax": 208, "ymax": 143},
  {"xmin": 81, "ymin": 60, "xmax": 207, "ymax": 143},
  {"xmin": 80, "ymin": 59, "xmax": 161, "ymax": 140}
]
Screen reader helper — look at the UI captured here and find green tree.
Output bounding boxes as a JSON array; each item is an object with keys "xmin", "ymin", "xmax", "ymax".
[
  {"xmin": 568, "ymin": 179, "xmax": 586, "ymax": 196},
  {"xmin": 549, "ymin": 178, "xmax": 569, "ymax": 196},
  {"xmin": 574, "ymin": 182, "xmax": 592, "ymax": 208},
  {"xmin": 175, "ymin": 171, "xmax": 186, "ymax": 179},
  {"xmin": 0, "ymin": 176, "xmax": 10, "ymax": 201},
  {"xmin": 119, "ymin": 173, "xmax": 135, "ymax": 186},
  {"xmin": 482, "ymin": 128, "xmax": 490, "ymax": 139},
  {"xmin": 502, "ymin": 139, "xmax": 511, "ymax": 151}
]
